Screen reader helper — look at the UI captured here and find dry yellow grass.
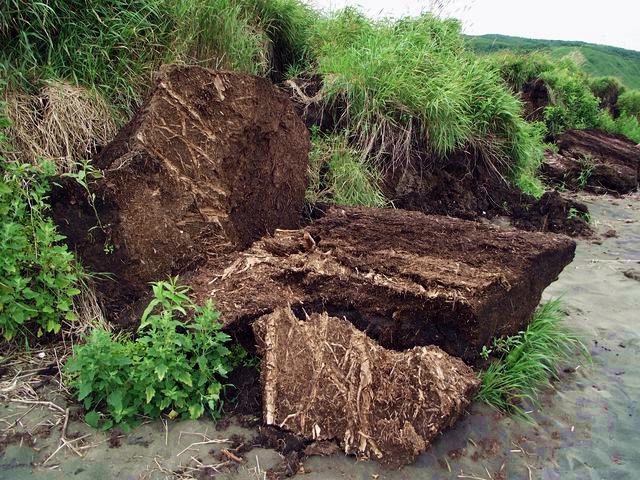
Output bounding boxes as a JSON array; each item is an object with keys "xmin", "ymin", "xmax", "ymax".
[{"xmin": 5, "ymin": 82, "xmax": 116, "ymax": 173}]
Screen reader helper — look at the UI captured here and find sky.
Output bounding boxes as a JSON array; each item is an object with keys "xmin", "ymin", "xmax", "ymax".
[{"xmin": 309, "ymin": 0, "xmax": 640, "ymax": 52}]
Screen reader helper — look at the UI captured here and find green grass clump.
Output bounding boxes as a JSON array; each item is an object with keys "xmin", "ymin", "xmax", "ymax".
[
  {"xmin": 617, "ymin": 89, "xmax": 640, "ymax": 118},
  {"xmin": 1, "ymin": 0, "xmax": 172, "ymax": 116},
  {"xmin": 477, "ymin": 299, "xmax": 588, "ymax": 417},
  {"xmin": 310, "ymin": 10, "xmax": 546, "ymax": 196},
  {"xmin": 65, "ymin": 278, "xmax": 237, "ymax": 430},
  {"xmin": 489, "ymin": 51, "xmax": 553, "ymax": 91},
  {"xmin": 175, "ymin": 0, "xmax": 316, "ymax": 78},
  {"xmin": 0, "ymin": 0, "xmax": 316, "ymax": 117},
  {"xmin": 307, "ymin": 132, "xmax": 388, "ymax": 207},
  {"xmin": 589, "ymin": 76, "xmax": 626, "ymax": 110},
  {"xmin": 599, "ymin": 111, "xmax": 640, "ymax": 143},
  {"xmin": 488, "ymin": 52, "xmax": 601, "ymax": 137},
  {"xmin": 0, "ymin": 108, "xmax": 82, "ymax": 340}
]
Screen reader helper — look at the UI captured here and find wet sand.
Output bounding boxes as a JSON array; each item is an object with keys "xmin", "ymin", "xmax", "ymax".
[{"xmin": 1, "ymin": 193, "xmax": 639, "ymax": 480}]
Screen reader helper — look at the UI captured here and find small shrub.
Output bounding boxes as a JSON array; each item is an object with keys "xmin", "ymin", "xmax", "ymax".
[
  {"xmin": 599, "ymin": 111, "xmax": 640, "ymax": 143},
  {"xmin": 477, "ymin": 299, "xmax": 588, "ymax": 417},
  {"xmin": 541, "ymin": 67, "xmax": 601, "ymax": 137},
  {"xmin": 65, "ymin": 278, "xmax": 235, "ymax": 430},
  {"xmin": 617, "ymin": 89, "xmax": 640, "ymax": 118},
  {"xmin": 589, "ymin": 76, "xmax": 625, "ymax": 111},
  {"xmin": 0, "ymin": 110, "xmax": 82, "ymax": 340}
]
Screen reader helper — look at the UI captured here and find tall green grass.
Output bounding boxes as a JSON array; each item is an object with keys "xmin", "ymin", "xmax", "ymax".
[
  {"xmin": 0, "ymin": 0, "xmax": 315, "ymax": 117},
  {"xmin": 310, "ymin": 10, "xmax": 546, "ymax": 196},
  {"xmin": 1, "ymin": 0, "xmax": 172, "ymax": 115},
  {"xmin": 306, "ymin": 132, "xmax": 388, "ymax": 207},
  {"xmin": 477, "ymin": 299, "xmax": 589, "ymax": 417},
  {"xmin": 617, "ymin": 89, "xmax": 640, "ymax": 118},
  {"xmin": 488, "ymin": 52, "xmax": 601, "ymax": 137},
  {"xmin": 175, "ymin": 0, "xmax": 315, "ymax": 78}
]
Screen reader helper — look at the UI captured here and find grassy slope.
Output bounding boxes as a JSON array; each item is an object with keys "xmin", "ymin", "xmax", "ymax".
[{"xmin": 466, "ymin": 34, "xmax": 640, "ymax": 89}]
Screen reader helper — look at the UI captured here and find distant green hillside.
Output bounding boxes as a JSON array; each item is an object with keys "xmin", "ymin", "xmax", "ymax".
[{"xmin": 466, "ymin": 34, "xmax": 640, "ymax": 89}]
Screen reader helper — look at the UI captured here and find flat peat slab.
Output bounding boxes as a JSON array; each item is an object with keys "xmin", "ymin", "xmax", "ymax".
[{"xmin": 189, "ymin": 206, "xmax": 576, "ymax": 362}]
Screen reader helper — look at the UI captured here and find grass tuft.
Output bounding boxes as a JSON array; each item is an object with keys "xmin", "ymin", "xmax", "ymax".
[
  {"xmin": 5, "ymin": 82, "xmax": 116, "ymax": 173},
  {"xmin": 476, "ymin": 299, "xmax": 589, "ymax": 417},
  {"xmin": 309, "ymin": 11, "xmax": 546, "ymax": 196},
  {"xmin": 307, "ymin": 132, "xmax": 388, "ymax": 207}
]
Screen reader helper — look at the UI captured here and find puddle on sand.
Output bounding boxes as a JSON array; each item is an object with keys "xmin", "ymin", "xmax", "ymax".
[{"xmin": 1, "ymin": 193, "xmax": 639, "ymax": 479}]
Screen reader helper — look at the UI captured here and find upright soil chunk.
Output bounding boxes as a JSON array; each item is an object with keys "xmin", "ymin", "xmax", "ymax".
[
  {"xmin": 253, "ymin": 307, "xmax": 480, "ymax": 468},
  {"xmin": 52, "ymin": 65, "xmax": 309, "ymax": 314},
  {"xmin": 189, "ymin": 206, "xmax": 576, "ymax": 362},
  {"xmin": 543, "ymin": 128, "xmax": 640, "ymax": 194}
]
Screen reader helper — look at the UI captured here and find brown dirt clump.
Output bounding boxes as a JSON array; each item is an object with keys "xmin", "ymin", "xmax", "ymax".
[
  {"xmin": 543, "ymin": 128, "xmax": 640, "ymax": 194},
  {"xmin": 52, "ymin": 65, "xmax": 310, "ymax": 318},
  {"xmin": 253, "ymin": 307, "xmax": 480, "ymax": 468},
  {"xmin": 188, "ymin": 205, "xmax": 575, "ymax": 363},
  {"xmin": 521, "ymin": 78, "xmax": 551, "ymax": 122},
  {"xmin": 385, "ymin": 152, "xmax": 592, "ymax": 236}
]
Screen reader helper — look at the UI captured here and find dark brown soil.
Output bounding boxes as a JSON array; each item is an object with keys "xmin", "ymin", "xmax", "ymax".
[
  {"xmin": 386, "ymin": 151, "xmax": 592, "ymax": 237},
  {"xmin": 221, "ymin": 366, "xmax": 262, "ymax": 418},
  {"xmin": 108, "ymin": 429, "xmax": 124, "ymax": 448},
  {"xmin": 543, "ymin": 128, "xmax": 640, "ymax": 194},
  {"xmin": 52, "ymin": 65, "xmax": 309, "ymax": 319},
  {"xmin": 623, "ymin": 269, "xmax": 640, "ymax": 282},
  {"xmin": 280, "ymin": 75, "xmax": 341, "ymax": 133},
  {"xmin": 188, "ymin": 205, "xmax": 575, "ymax": 363},
  {"xmin": 256, "ymin": 426, "xmax": 308, "ymax": 478},
  {"xmin": 521, "ymin": 78, "xmax": 551, "ymax": 122},
  {"xmin": 253, "ymin": 307, "xmax": 480, "ymax": 468}
]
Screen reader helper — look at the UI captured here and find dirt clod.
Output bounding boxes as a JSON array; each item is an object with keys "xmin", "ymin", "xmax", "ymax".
[
  {"xmin": 623, "ymin": 269, "xmax": 640, "ymax": 282},
  {"xmin": 52, "ymin": 65, "xmax": 310, "ymax": 319},
  {"xmin": 543, "ymin": 129, "xmax": 640, "ymax": 194},
  {"xmin": 387, "ymin": 152, "xmax": 592, "ymax": 236},
  {"xmin": 253, "ymin": 307, "xmax": 480, "ymax": 468}
]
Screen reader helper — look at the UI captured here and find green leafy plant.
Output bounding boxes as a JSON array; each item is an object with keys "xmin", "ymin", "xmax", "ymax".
[
  {"xmin": 476, "ymin": 300, "xmax": 589, "ymax": 417},
  {"xmin": 0, "ymin": 110, "xmax": 82, "ymax": 340},
  {"xmin": 65, "ymin": 277, "xmax": 235, "ymax": 430},
  {"xmin": 488, "ymin": 52, "xmax": 602, "ymax": 137}
]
